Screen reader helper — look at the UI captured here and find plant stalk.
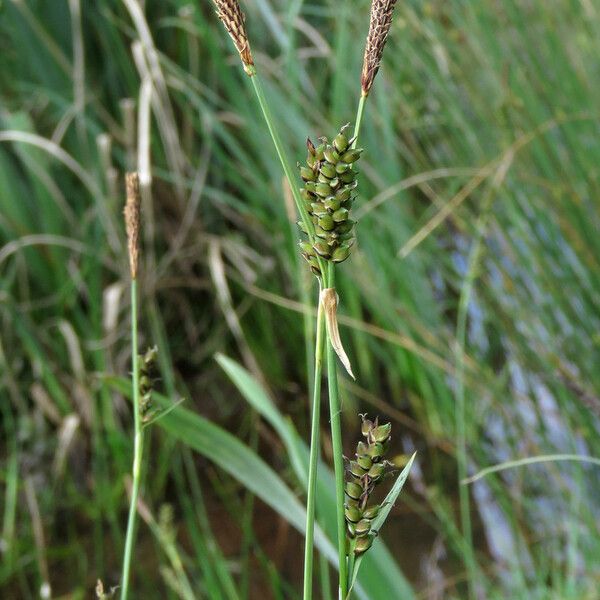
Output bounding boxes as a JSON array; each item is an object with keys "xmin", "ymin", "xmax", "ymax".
[
  {"xmin": 248, "ymin": 72, "xmax": 326, "ymax": 276},
  {"xmin": 120, "ymin": 278, "xmax": 144, "ymax": 600},
  {"xmin": 324, "ymin": 263, "xmax": 348, "ymax": 600},
  {"xmin": 302, "ymin": 289, "xmax": 326, "ymax": 600},
  {"xmin": 352, "ymin": 95, "xmax": 367, "ymax": 145}
]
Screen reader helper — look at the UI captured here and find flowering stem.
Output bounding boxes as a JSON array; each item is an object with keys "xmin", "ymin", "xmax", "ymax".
[
  {"xmin": 352, "ymin": 94, "xmax": 367, "ymax": 145},
  {"xmin": 324, "ymin": 263, "xmax": 348, "ymax": 599},
  {"xmin": 303, "ymin": 289, "xmax": 326, "ymax": 600},
  {"xmin": 120, "ymin": 279, "xmax": 144, "ymax": 600}
]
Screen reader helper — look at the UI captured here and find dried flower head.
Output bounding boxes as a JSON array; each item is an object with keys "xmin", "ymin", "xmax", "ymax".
[
  {"xmin": 124, "ymin": 172, "xmax": 141, "ymax": 280},
  {"xmin": 361, "ymin": 0, "xmax": 398, "ymax": 96},
  {"xmin": 213, "ymin": 0, "xmax": 254, "ymax": 75}
]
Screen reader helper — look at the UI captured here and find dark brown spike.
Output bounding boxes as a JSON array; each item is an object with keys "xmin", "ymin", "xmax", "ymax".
[
  {"xmin": 213, "ymin": 0, "xmax": 254, "ymax": 74},
  {"xmin": 361, "ymin": 0, "xmax": 398, "ymax": 96},
  {"xmin": 124, "ymin": 172, "xmax": 141, "ymax": 280}
]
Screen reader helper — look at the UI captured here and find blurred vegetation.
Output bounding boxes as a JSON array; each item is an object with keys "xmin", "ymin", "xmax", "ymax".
[{"xmin": 1, "ymin": 0, "xmax": 600, "ymax": 598}]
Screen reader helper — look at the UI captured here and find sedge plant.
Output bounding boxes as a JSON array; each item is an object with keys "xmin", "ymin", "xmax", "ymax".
[
  {"xmin": 212, "ymin": 0, "xmax": 409, "ymax": 597},
  {"xmin": 120, "ymin": 172, "xmax": 144, "ymax": 600}
]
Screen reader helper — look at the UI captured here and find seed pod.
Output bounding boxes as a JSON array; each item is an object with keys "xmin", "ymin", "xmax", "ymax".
[
  {"xmin": 335, "ymin": 187, "xmax": 352, "ymax": 203},
  {"xmin": 311, "ymin": 202, "xmax": 328, "ymax": 216},
  {"xmin": 345, "ymin": 505, "xmax": 363, "ymax": 523},
  {"xmin": 318, "ymin": 215, "xmax": 335, "ymax": 231},
  {"xmin": 336, "ymin": 162, "xmax": 350, "ymax": 174},
  {"xmin": 320, "ymin": 163, "xmax": 337, "ymax": 178},
  {"xmin": 334, "ymin": 132, "xmax": 349, "ymax": 153},
  {"xmin": 323, "ymin": 146, "xmax": 339, "ymax": 164},
  {"xmin": 357, "ymin": 441, "xmax": 369, "ymax": 456},
  {"xmin": 331, "ymin": 245, "xmax": 351, "ymax": 263},
  {"xmin": 315, "ymin": 183, "xmax": 331, "ymax": 197},
  {"xmin": 313, "ymin": 242, "xmax": 331, "ymax": 258},
  {"xmin": 362, "ymin": 505, "xmax": 380, "ymax": 520},
  {"xmin": 357, "ymin": 454, "xmax": 372, "ymax": 470},
  {"xmin": 340, "ymin": 148, "xmax": 363, "ymax": 163},
  {"xmin": 300, "ymin": 166, "xmax": 316, "ymax": 181},
  {"xmin": 361, "ymin": 417, "xmax": 375, "ymax": 436},
  {"xmin": 354, "ymin": 536, "xmax": 373, "ymax": 555},
  {"xmin": 332, "ymin": 208, "xmax": 349, "ymax": 222},
  {"xmin": 349, "ymin": 460, "xmax": 367, "ymax": 478},
  {"xmin": 345, "ymin": 482, "xmax": 363, "ymax": 500},
  {"xmin": 372, "ymin": 422, "xmax": 392, "ymax": 443},
  {"xmin": 355, "ymin": 519, "xmax": 371, "ymax": 536},
  {"xmin": 368, "ymin": 463, "xmax": 385, "ymax": 480},
  {"xmin": 324, "ymin": 196, "xmax": 341, "ymax": 211},
  {"xmin": 367, "ymin": 442, "xmax": 386, "ymax": 460},
  {"xmin": 339, "ymin": 170, "xmax": 357, "ymax": 184}
]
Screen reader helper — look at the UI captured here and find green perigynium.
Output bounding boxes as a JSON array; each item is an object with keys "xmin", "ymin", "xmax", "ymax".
[
  {"xmin": 139, "ymin": 345, "xmax": 159, "ymax": 422},
  {"xmin": 345, "ymin": 415, "xmax": 392, "ymax": 556},
  {"xmin": 298, "ymin": 125, "xmax": 363, "ymax": 275}
]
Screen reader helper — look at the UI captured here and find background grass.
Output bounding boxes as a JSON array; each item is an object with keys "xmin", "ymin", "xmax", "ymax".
[{"xmin": 1, "ymin": 0, "xmax": 600, "ymax": 598}]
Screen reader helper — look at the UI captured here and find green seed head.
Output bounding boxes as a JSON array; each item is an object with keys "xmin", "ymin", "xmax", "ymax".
[{"xmin": 297, "ymin": 124, "xmax": 362, "ymax": 275}]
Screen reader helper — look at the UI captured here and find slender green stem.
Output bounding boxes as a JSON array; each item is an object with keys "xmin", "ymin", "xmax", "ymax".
[
  {"xmin": 324, "ymin": 263, "xmax": 348, "ymax": 600},
  {"xmin": 120, "ymin": 278, "xmax": 144, "ymax": 600},
  {"xmin": 302, "ymin": 289, "xmax": 326, "ymax": 600},
  {"xmin": 352, "ymin": 94, "xmax": 367, "ymax": 145},
  {"xmin": 248, "ymin": 72, "xmax": 326, "ymax": 276}
]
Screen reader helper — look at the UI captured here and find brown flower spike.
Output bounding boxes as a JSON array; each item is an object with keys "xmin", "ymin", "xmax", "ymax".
[
  {"xmin": 213, "ymin": 0, "xmax": 254, "ymax": 75},
  {"xmin": 124, "ymin": 172, "xmax": 141, "ymax": 280},
  {"xmin": 361, "ymin": 0, "xmax": 398, "ymax": 96}
]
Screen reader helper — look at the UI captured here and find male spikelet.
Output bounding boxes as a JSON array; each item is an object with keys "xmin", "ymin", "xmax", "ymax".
[
  {"xmin": 213, "ymin": 0, "xmax": 254, "ymax": 75},
  {"xmin": 361, "ymin": 0, "xmax": 398, "ymax": 96},
  {"xmin": 124, "ymin": 172, "xmax": 141, "ymax": 280},
  {"xmin": 344, "ymin": 415, "xmax": 392, "ymax": 555},
  {"xmin": 297, "ymin": 125, "xmax": 363, "ymax": 276}
]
